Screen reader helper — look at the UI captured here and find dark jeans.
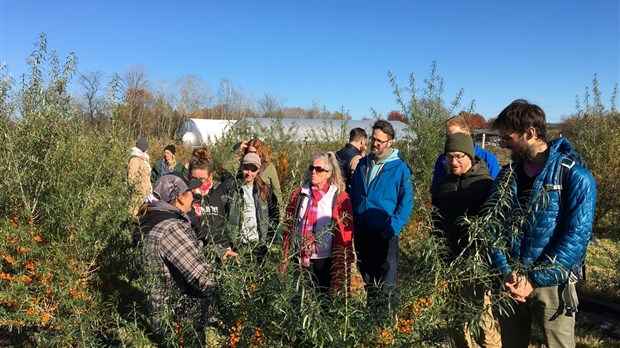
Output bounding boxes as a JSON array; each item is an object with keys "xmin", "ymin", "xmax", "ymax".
[
  {"xmin": 304, "ymin": 257, "xmax": 333, "ymax": 293},
  {"xmin": 355, "ymin": 232, "xmax": 400, "ymax": 309}
]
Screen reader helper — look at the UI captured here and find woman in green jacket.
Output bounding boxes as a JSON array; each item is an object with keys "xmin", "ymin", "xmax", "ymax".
[{"xmin": 151, "ymin": 144, "xmax": 185, "ymax": 184}]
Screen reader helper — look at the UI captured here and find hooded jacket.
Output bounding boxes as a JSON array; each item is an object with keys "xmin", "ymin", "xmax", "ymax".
[
  {"xmin": 140, "ymin": 201, "xmax": 216, "ymax": 333},
  {"xmin": 488, "ymin": 137, "xmax": 596, "ymax": 287},
  {"xmin": 350, "ymin": 149, "xmax": 414, "ymax": 239},
  {"xmin": 431, "ymin": 158, "xmax": 493, "ymax": 260}
]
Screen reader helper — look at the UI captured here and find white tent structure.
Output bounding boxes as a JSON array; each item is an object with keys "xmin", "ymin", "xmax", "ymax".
[
  {"xmin": 178, "ymin": 118, "xmax": 412, "ymax": 147},
  {"xmin": 178, "ymin": 119, "xmax": 237, "ymax": 146}
]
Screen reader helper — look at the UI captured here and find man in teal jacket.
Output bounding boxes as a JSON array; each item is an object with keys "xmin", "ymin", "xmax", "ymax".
[
  {"xmin": 487, "ymin": 99, "xmax": 596, "ymax": 348},
  {"xmin": 350, "ymin": 120, "xmax": 414, "ymax": 310}
]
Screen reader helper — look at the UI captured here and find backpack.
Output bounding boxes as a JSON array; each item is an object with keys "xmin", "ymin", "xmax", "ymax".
[{"xmin": 551, "ymin": 150, "xmax": 597, "ymax": 282}]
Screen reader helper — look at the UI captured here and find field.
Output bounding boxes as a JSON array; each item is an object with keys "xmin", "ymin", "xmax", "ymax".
[{"xmin": 1, "ymin": 42, "xmax": 619, "ymax": 347}]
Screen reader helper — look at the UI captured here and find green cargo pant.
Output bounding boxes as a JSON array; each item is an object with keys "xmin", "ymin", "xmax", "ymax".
[{"xmin": 499, "ymin": 284, "xmax": 576, "ymax": 348}]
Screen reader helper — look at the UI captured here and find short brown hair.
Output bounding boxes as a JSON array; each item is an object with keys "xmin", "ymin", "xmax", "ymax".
[
  {"xmin": 494, "ymin": 99, "xmax": 547, "ymax": 141},
  {"xmin": 372, "ymin": 120, "xmax": 395, "ymax": 140},
  {"xmin": 349, "ymin": 127, "xmax": 367, "ymax": 142},
  {"xmin": 445, "ymin": 115, "xmax": 471, "ymax": 133}
]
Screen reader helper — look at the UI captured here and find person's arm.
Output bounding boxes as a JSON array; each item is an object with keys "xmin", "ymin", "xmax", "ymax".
[
  {"xmin": 349, "ymin": 155, "xmax": 362, "ymax": 176},
  {"xmin": 331, "ymin": 194, "xmax": 354, "ymax": 292},
  {"xmin": 150, "ymin": 160, "xmax": 160, "ymax": 184},
  {"xmin": 430, "ymin": 154, "xmax": 447, "ymax": 194},
  {"xmin": 160, "ymin": 223, "xmax": 217, "ymax": 292},
  {"xmin": 267, "ymin": 187, "xmax": 281, "ymax": 240},
  {"xmin": 280, "ymin": 190, "xmax": 300, "ymax": 274},
  {"xmin": 485, "ymin": 167, "xmax": 516, "ymax": 276},
  {"xmin": 262, "ymin": 163, "xmax": 282, "ymax": 205},
  {"xmin": 384, "ymin": 163, "xmax": 414, "ymax": 238},
  {"xmin": 482, "ymin": 152, "xmax": 501, "ymax": 179},
  {"xmin": 222, "ymin": 141, "xmax": 245, "ymax": 176},
  {"xmin": 528, "ymin": 167, "xmax": 597, "ymax": 287}
]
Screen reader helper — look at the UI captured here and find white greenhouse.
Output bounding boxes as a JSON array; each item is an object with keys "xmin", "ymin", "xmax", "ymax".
[{"xmin": 178, "ymin": 118, "xmax": 412, "ymax": 147}]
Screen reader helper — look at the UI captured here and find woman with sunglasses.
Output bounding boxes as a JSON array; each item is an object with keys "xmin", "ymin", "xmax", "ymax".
[
  {"xmin": 223, "ymin": 153, "xmax": 280, "ymax": 260},
  {"xmin": 282, "ymin": 152, "xmax": 354, "ymax": 293}
]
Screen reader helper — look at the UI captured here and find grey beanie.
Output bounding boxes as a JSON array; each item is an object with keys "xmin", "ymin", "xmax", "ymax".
[
  {"xmin": 136, "ymin": 138, "xmax": 149, "ymax": 152},
  {"xmin": 444, "ymin": 133, "xmax": 475, "ymax": 160}
]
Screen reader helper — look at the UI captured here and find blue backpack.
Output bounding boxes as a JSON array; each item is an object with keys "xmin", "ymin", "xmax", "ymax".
[{"xmin": 554, "ymin": 150, "xmax": 597, "ymax": 282}]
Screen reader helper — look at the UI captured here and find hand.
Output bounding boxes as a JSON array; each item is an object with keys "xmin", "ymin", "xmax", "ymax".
[
  {"xmin": 504, "ymin": 272, "xmax": 534, "ymax": 302},
  {"xmin": 222, "ymin": 248, "xmax": 240, "ymax": 264},
  {"xmin": 239, "ymin": 140, "xmax": 249, "ymax": 153}
]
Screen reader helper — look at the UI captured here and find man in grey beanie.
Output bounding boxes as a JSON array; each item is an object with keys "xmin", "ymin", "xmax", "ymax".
[{"xmin": 431, "ymin": 132, "xmax": 500, "ymax": 347}]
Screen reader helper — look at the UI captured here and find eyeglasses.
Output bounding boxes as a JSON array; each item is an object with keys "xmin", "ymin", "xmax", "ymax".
[
  {"xmin": 446, "ymin": 154, "xmax": 468, "ymax": 162},
  {"xmin": 308, "ymin": 165, "xmax": 329, "ymax": 173},
  {"xmin": 498, "ymin": 131, "xmax": 515, "ymax": 143},
  {"xmin": 192, "ymin": 176, "xmax": 209, "ymax": 182},
  {"xmin": 370, "ymin": 136, "xmax": 391, "ymax": 145},
  {"xmin": 242, "ymin": 164, "xmax": 259, "ymax": 172}
]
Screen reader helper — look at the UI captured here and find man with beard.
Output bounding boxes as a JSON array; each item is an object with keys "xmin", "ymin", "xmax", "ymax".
[
  {"xmin": 350, "ymin": 120, "xmax": 414, "ymax": 310},
  {"xmin": 431, "ymin": 133, "xmax": 500, "ymax": 348},
  {"xmin": 487, "ymin": 99, "xmax": 596, "ymax": 348},
  {"xmin": 430, "ymin": 115, "xmax": 500, "ymax": 193}
]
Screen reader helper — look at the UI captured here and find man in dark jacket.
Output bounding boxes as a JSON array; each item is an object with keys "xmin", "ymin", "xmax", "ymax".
[
  {"xmin": 141, "ymin": 173, "xmax": 217, "ymax": 343},
  {"xmin": 430, "ymin": 115, "xmax": 500, "ymax": 193},
  {"xmin": 488, "ymin": 99, "xmax": 596, "ymax": 348},
  {"xmin": 432, "ymin": 133, "xmax": 501, "ymax": 348},
  {"xmin": 335, "ymin": 127, "xmax": 367, "ymax": 192}
]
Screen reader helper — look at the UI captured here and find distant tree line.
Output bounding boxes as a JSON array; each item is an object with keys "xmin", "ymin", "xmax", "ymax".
[{"xmin": 73, "ymin": 66, "xmax": 352, "ymax": 140}]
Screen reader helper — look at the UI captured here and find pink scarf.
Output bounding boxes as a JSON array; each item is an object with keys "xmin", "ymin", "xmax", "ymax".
[{"xmin": 300, "ymin": 182, "xmax": 329, "ymax": 267}]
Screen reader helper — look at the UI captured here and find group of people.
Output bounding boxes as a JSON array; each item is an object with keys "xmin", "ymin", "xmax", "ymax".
[{"xmin": 126, "ymin": 99, "xmax": 596, "ymax": 348}]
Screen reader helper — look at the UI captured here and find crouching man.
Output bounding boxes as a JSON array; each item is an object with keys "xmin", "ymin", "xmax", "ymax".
[{"xmin": 141, "ymin": 173, "xmax": 218, "ymax": 343}]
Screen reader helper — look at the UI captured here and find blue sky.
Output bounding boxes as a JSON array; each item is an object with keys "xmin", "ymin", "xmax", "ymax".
[{"xmin": 1, "ymin": 0, "xmax": 618, "ymax": 122}]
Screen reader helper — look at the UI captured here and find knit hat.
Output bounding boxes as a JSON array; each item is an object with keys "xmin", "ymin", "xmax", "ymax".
[
  {"xmin": 444, "ymin": 133, "xmax": 475, "ymax": 160},
  {"xmin": 164, "ymin": 144, "xmax": 176, "ymax": 155},
  {"xmin": 136, "ymin": 138, "xmax": 149, "ymax": 152},
  {"xmin": 152, "ymin": 173, "xmax": 201, "ymax": 203},
  {"xmin": 242, "ymin": 153, "xmax": 261, "ymax": 169}
]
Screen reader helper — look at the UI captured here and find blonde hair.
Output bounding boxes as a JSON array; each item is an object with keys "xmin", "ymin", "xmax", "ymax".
[
  {"xmin": 165, "ymin": 153, "xmax": 176, "ymax": 169},
  {"xmin": 302, "ymin": 151, "xmax": 346, "ymax": 195},
  {"xmin": 445, "ymin": 115, "xmax": 471, "ymax": 133}
]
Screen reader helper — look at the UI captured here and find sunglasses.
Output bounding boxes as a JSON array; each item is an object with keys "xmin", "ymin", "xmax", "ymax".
[
  {"xmin": 242, "ymin": 164, "xmax": 259, "ymax": 172},
  {"xmin": 308, "ymin": 165, "xmax": 329, "ymax": 173}
]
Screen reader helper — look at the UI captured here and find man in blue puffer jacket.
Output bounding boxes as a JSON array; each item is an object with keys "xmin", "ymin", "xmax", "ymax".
[
  {"xmin": 350, "ymin": 120, "xmax": 414, "ymax": 310},
  {"xmin": 487, "ymin": 99, "xmax": 596, "ymax": 348}
]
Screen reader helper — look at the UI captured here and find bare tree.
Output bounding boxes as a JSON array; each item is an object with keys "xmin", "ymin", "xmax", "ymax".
[
  {"xmin": 258, "ymin": 93, "xmax": 284, "ymax": 117},
  {"xmin": 78, "ymin": 70, "xmax": 104, "ymax": 125},
  {"xmin": 175, "ymin": 75, "xmax": 211, "ymax": 118},
  {"xmin": 123, "ymin": 66, "xmax": 154, "ymax": 137}
]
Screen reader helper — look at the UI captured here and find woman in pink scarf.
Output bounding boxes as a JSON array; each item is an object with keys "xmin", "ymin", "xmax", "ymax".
[{"xmin": 282, "ymin": 152, "xmax": 354, "ymax": 294}]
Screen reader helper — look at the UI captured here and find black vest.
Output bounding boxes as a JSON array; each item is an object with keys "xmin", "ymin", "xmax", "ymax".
[{"xmin": 335, "ymin": 143, "xmax": 361, "ymax": 191}]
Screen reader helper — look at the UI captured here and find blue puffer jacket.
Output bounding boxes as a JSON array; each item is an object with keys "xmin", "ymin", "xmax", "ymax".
[
  {"xmin": 350, "ymin": 149, "xmax": 414, "ymax": 239},
  {"xmin": 488, "ymin": 137, "xmax": 597, "ymax": 287}
]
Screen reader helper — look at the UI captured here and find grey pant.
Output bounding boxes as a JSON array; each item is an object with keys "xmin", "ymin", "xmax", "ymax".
[{"xmin": 500, "ymin": 284, "xmax": 576, "ymax": 348}]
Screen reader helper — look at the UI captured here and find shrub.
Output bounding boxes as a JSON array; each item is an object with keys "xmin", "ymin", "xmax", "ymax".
[{"xmin": 563, "ymin": 75, "xmax": 620, "ymax": 235}]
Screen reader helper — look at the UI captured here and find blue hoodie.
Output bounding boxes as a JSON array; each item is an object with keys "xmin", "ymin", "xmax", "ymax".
[{"xmin": 350, "ymin": 149, "xmax": 414, "ymax": 239}]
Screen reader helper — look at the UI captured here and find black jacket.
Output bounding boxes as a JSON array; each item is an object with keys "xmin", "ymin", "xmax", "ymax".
[
  {"xmin": 431, "ymin": 158, "xmax": 493, "ymax": 260},
  {"xmin": 187, "ymin": 183, "xmax": 231, "ymax": 250},
  {"xmin": 335, "ymin": 143, "xmax": 362, "ymax": 192}
]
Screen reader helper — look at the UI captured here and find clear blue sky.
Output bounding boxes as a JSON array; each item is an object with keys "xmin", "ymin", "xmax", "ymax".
[{"xmin": 2, "ymin": 0, "xmax": 618, "ymax": 122}]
